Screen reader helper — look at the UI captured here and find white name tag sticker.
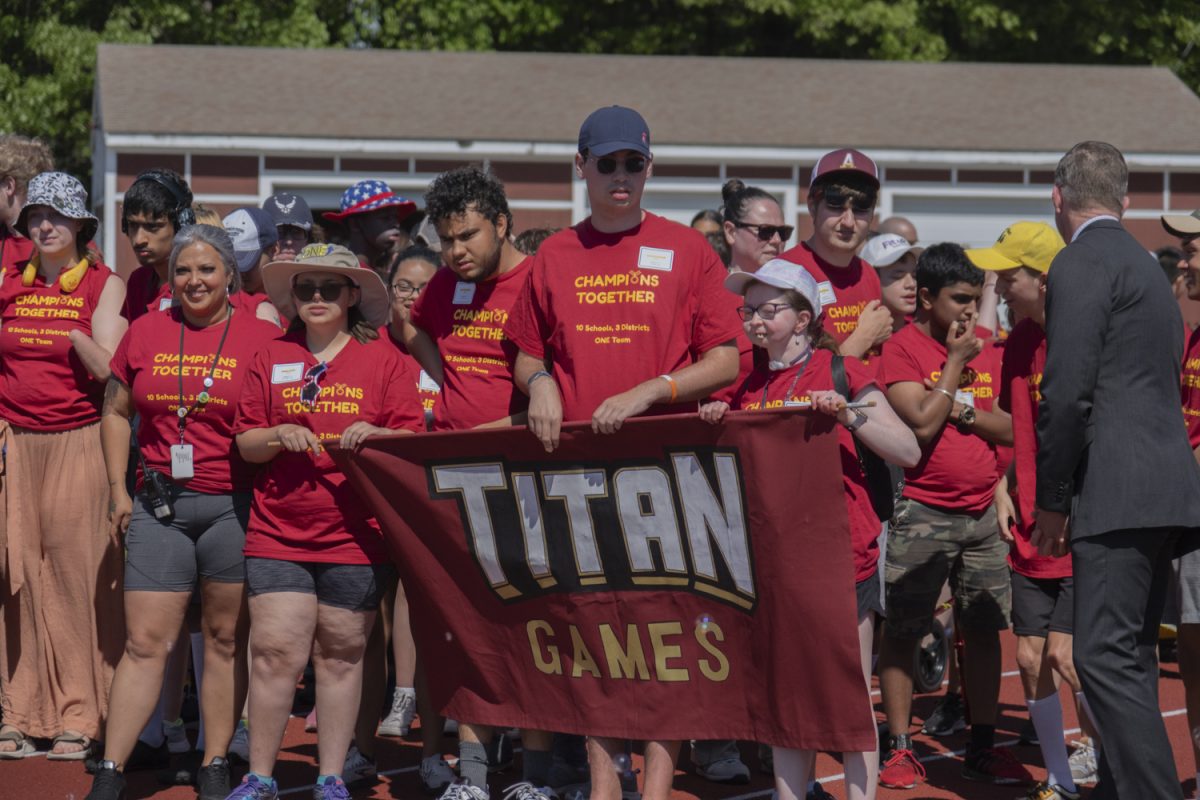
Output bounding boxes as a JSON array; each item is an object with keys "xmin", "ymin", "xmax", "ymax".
[
  {"xmin": 637, "ymin": 246, "xmax": 674, "ymax": 271},
  {"xmin": 452, "ymin": 281, "xmax": 476, "ymax": 305},
  {"xmin": 170, "ymin": 444, "xmax": 194, "ymax": 480},
  {"xmin": 955, "ymin": 390, "xmax": 976, "ymax": 408},
  {"xmin": 271, "ymin": 362, "xmax": 305, "ymax": 384},
  {"xmin": 417, "ymin": 370, "xmax": 441, "ymax": 393},
  {"xmin": 158, "ymin": 297, "xmax": 174, "ymax": 311},
  {"xmin": 817, "ymin": 281, "xmax": 837, "ymax": 307}
]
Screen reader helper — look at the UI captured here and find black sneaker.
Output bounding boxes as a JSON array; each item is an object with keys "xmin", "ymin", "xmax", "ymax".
[
  {"xmin": 806, "ymin": 781, "xmax": 836, "ymax": 800},
  {"xmin": 488, "ymin": 732, "xmax": 514, "ymax": 773},
  {"xmin": 921, "ymin": 692, "xmax": 967, "ymax": 737},
  {"xmin": 87, "ymin": 739, "xmax": 170, "ymax": 775},
  {"xmin": 197, "ymin": 757, "xmax": 232, "ymax": 800},
  {"xmin": 85, "ymin": 762, "xmax": 127, "ymax": 800}
]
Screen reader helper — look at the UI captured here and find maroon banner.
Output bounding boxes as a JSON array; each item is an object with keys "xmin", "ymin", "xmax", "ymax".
[{"xmin": 332, "ymin": 410, "xmax": 876, "ymax": 752}]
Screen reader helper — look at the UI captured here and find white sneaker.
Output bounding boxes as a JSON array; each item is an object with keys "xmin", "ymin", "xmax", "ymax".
[
  {"xmin": 1068, "ymin": 740, "xmax": 1098, "ymax": 785},
  {"xmin": 343, "ymin": 744, "xmax": 378, "ymax": 787},
  {"xmin": 501, "ymin": 783, "xmax": 557, "ymax": 800},
  {"xmin": 437, "ymin": 780, "xmax": 490, "ymax": 800},
  {"xmin": 420, "ymin": 755, "xmax": 456, "ymax": 795},
  {"xmin": 378, "ymin": 688, "xmax": 417, "ymax": 737},
  {"xmin": 162, "ymin": 718, "xmax": 191, "ymax": 754},
  {"xmin": 228, "ymin": 721, "xmax": 249, "ymax": 763}
]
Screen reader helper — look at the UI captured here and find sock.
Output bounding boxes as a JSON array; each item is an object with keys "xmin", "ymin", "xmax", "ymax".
[
  {"xmin": 969, "ymin": 724, "xmax": 995, "ymax": 751},
  {"xmin": 249, "ymin": 772, "xmax": 276, "ymax": 787},
  {"xmin": 316, "ymin": 775, "xmax": 341, "ymax": 786},
  {"xmin": 1026, "ymin": 695, "xmax": 1075, "ymax": 792},
  {"xmin": 523, "ymin": 747, "xmax": 553, "ymax": 787},
  {"xmin": 459, "ymin": 741, "xmax": 490, "ymax": 790},
  {"xmin": 1075, "ymin": 691, "xmax": 1101, "ymax": 742}
]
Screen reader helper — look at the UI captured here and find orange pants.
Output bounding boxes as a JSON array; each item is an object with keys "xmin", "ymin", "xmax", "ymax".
[{"xmin": 0, "ymin": 423, "xmax": 124, "ymax": 739}]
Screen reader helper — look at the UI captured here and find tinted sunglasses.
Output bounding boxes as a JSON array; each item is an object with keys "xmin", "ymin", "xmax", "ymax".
[
  {"xmin": 731, "ymin": 221, "xmax": 794, "ymax": 242},
  {"xmin": 293, "ymin": 280, "xmax": 352, "ymax": 302},
  {"xmin": 301, "ymin": 361, "xmax": 328, "ymax": 408},
  {"xmin": 822, "ymin": 192, "xmax": 875, "ymax": 215},
  {"xmin": 592, "ymin": 155, "xmax": 647, "ymax": 175}
]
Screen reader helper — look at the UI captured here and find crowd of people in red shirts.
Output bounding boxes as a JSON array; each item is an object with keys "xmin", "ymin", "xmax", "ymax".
[{"xmin": 0, "ymin": 108, "xmax": 1198, "ymax": 800}]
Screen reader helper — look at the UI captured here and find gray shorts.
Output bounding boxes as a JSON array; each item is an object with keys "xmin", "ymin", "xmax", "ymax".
[
  {"xmin": 1173, "ymin": 548, "xmax": 1200, "ymax": 625},
  {"xmin": 124, "ymin": 490, "xmax": 250, "ymax": 591},
  {"xmin": 245, "ymin": 557, "xmax": 395, "ymax": 611}
]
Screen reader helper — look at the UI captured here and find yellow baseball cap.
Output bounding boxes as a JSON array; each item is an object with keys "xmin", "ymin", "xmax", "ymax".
[{"xmin": 965, "ymin": 221, "xmax": 1065, "ymax": 273}]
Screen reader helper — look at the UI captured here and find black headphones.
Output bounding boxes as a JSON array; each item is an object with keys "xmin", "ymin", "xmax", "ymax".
[{"xmin": 121, "ymin": 170, "xmax": 196, "ymax": 234}]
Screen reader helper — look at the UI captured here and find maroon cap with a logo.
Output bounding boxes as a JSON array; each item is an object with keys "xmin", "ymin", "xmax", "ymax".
[{"xmin": 809, "ymin": 148, "xmax": 880, "ymax": 189}]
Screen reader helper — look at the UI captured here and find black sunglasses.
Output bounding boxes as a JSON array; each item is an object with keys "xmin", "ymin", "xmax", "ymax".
[
  {"xmin": 300, "ymin": 361, "xmax": 328, "ymax": 408},
  {"xmin": 293, "ymin": 280, "xmax": 352, "ymax": 302},
  {"xmin": 822, "ymin": 192, "xmax": 875, "ymax": 215},
  {"xmin": 591, "ymin": 155, "xmax": 647, "ymax": 175},
  {"xmin": 731, "ymin": 221, "xmax": 794, "ymax": 242},
  {"xmin": 737, "ymin": 302, "xmax": 793, "ymax": 322}
]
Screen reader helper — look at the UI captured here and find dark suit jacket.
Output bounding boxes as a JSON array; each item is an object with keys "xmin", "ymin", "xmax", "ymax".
[{"xmin": 1036, "ymin": 218, "xmax": 1200, "ymax": 538}]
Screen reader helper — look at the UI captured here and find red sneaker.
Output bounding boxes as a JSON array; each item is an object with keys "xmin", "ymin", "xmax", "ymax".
[
  {"xmin": 962, "ymin": 745, "xmax": 1034, "ymax": 785},
  {"xmin": 879, "ymin": 746, "xmax": 926, "ymax": 790}
]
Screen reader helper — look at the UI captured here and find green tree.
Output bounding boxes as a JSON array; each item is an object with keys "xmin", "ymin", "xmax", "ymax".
[{"xmin": 1, "ymin": 0, "xmax": 1195, "ymax": 185}]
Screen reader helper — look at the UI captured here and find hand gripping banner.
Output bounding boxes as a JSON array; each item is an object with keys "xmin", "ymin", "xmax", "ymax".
[{"xmin": 331, "ymin": 410, "xmax": 876, "ymax": 751}]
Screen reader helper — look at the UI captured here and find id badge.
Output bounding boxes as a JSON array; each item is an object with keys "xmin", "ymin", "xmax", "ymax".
[{"xmin": 170, "ymin": 444, "xmax": 195, "ymax": 480}]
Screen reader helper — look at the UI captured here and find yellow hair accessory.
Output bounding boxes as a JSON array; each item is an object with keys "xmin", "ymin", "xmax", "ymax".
[{"xmin": 21, "ymin": 254, "xmax": 90, "ymax": 293}]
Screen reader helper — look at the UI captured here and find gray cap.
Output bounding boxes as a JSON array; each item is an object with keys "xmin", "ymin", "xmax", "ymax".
[{"xmin": 223, "ymin": 207, "xmax": 279, "ymax": 272}]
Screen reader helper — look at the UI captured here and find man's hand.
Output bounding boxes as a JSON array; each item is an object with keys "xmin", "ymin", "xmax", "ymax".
[
  {"xmin": 528, "ymin": 379, "xmax": 564, "ymax": 453},
  {"xmin": 945, "ymin": 313, "xmax": 983, "ymax": 365},
  {"xmin": 698, "ymin": 401, "xmax": 729, "ymax": 425},
  {"xmin": 854, "ymin": 300, "xmax": 894, "ymax": 349},
  {"xmin": 994, "ymin": 487, "xmax": 1019, "ymax": 544},
  {"xmin": 592, "ymin": 382, "xmax": 660, "ymax": 435},
  {"xmin": 1030, "ymin": 507, "xmax": 1070, "ymax": 557}
]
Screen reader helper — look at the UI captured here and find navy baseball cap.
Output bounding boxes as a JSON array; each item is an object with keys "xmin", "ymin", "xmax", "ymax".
[
  {"xmin": 262, "ymin": 192, "xmax": 313, "ymax": 232},
  {"xmin": 578, "ymin": 106, "xmax": 651, "ymax": 158}
]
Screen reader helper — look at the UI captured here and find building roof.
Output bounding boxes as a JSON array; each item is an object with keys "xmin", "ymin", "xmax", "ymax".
[{"xmin": 96, "ymin": 44, "xmax": 1200, "ymax": 154}]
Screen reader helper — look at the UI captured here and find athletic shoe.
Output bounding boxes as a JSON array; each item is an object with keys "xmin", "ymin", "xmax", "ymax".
[
  {"xmin": 1017, "ymin": 718, "xmax": 1039, "ymax": 745},
  {"xmin": 312, "ymin": 776, "xmax": 352, "ymax": 800},
  {"xmin": 489, "ymin": 732, "xmax": 514, "ymax": 773},
  {"xmin": 922, "ymin": 693, "xmax": 967, "ymax": 737},
  {"xmin": 420, "ymin": 754, "xmax": 456, "ymax": 795},
  {"xmin": 87, "ymin": 739, "xmax": 170, "ymax": 775},
  {"xmin": 342, "ymin": 745, "xmax": 377, "ymax": 787},
  {"xmin": 807, "ymin": 781, "xmax": 836, "ymax": 800},
  {"xmin": 1068, "ymin": 740, "xmax": 1098, "ymax": 785},
  {"xmin": 437, "ymin": 780, "xmax": 491, "ymax": 800},
  {"xmin": 962, "ymin": 745, "xmax": 1034, "ymax": 785},
  {"xmin": 879, "ymin": 735, "xmax": 925, "ymax": 790},
  {"xmin": 197, "ymin": 757, "xmax": 232, "ymax": 800},
  {"xmin": 85, "ymin": 763, "xmax": 127, "ymax": 800},
  {"xmin": 758, "ymin": 742, "xmax": 774, "ymax": 774},
  {"xmin": 1021, "ymin": 781, "xmax": 1081, "ymax": 800},
  {"xmin": 163, "ymin": 718, "xmax": 191, "ymax": 754},
  {"xmin": 378, "ymin": 689, "xmax": 417, "ymax": 737},
  {"xmin": 228, "ymin": 722, "xmax": 250, "ymax": 764},
  {"xmin": 224, "ymin": 774, "xmax": 279, "ymax": 800},
  {"xmin": 692, "ymin": 755, "xmax": 750, "ymax": 784},
  {"xmin": 501, "ymin": 783, "xmax": 557, "ymax": 800}
]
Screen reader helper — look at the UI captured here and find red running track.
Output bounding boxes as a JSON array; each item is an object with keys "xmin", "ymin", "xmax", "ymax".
[{"xmin": 8, "ymin": 631, "xmax": 1196, "ymax": 799}]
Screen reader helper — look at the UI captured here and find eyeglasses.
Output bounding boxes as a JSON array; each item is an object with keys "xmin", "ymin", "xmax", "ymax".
[
  {"xmin": 391, "ymin": 280, "xmax": 427, "ymax": 297},
  {"xmin": 822, "ymin": 192, "xmax": 875, "ymax": 216},
  {"xmin": 293, "ymin": 280, "xmax": 352, "ymax": 302},
  {"xmin": 590, "ymin": 155, "xmax": 647, "ymax": 175},
  {"xmin": 731, "ymin": 221, "xmax": 794, "ymax": 242},
  {"xmin": 301, "ymin": 361, "xmax": 328, "ymax": 408},
  {"xmin": 737, "ymin": 303, "xmax": 794, "ymax": 321}
]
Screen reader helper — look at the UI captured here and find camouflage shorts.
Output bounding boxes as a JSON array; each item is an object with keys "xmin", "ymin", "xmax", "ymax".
[{"xmin": 883, "ymin": 498, "xmax": 1011, "ymax": 638}]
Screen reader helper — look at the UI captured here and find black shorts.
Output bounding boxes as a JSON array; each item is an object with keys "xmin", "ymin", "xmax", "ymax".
[
  {"xmin": 1010, "ymin": 571, "xmax": 1074, "ymax": 637},
  {"xmin": 244, "ymin": 557, "xmax": 395, "ymax": 611},
  {"xmin": 857, "ymin": 565, "xmax": 884, "ymax": 620}
]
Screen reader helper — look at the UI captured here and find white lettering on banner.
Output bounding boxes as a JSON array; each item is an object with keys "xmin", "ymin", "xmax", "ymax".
[{"xmin": 428, "ymin": 449, "xmax": 756, "ymax": 609}]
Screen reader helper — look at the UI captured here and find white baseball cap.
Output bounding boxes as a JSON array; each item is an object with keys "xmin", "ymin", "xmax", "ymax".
[
  {"xmin": 724, "ymin": 259, "xmax": 823, "ymax": 316},
  {"xmin": 860, "ymin": 233, "xmax": 921, "ymax": 268}
]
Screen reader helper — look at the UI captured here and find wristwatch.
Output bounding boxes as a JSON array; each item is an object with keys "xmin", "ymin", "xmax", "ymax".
[
  {"xmin": 843, "ymin": 408, "xmax": 868, "ymax": 432},
  {"xmin": 956, "ymin": 405, "xmax": 977, "ymax": 433}
]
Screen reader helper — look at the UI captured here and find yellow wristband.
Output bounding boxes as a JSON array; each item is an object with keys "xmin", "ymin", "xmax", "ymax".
[{"xmin": 659, "ymin": 374, "xmax": 678, "ymax": 403}]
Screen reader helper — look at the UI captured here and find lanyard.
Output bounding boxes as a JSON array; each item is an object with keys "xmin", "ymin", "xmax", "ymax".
[
  {"xmin": 176, "ymin": 307, "xmax": 234, "ymax": 443},
  {"xmin": 760, "ymin": 347, "xmax": 812, "ymax": 409}
]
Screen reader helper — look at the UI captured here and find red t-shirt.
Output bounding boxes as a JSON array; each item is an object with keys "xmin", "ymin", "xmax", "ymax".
[
  {"xmin": 505, "ymin": 213, "xmax": 743, "ymax": 421},
  {"xmin": 778, "ymin": 242, "xmax": 882, "ymax": 345},
  {"xmin": 998, "ymin": 319, "xmax": 1070, "ymax": 578},
  {"xmin": 232, "ymin": 332, "xmax": 424, "ymax": 564},
  {"xmin": 0, "ymin": 260, "xmax": 116, "ymax": 430},
  {"xmin": 1182, "ymin": 326, "xmax": 1200, "ymax": 450},
  {"xmin": 110, "ymin": 307, "xmax": 281, "ymax": 494},
  {"xmin": 382, "ymin": 326, "xmax": 441, "ymax": 430},
  {"xmin": 409, "ymin": 258, "xmax": 530, "ymax": 431},
  {"xmin": 731, "ymin": 349, "xmax": 882, "ymax": 583},
  {"xmin": 880, "ymin": 323, "xmax": 1001, "ymax": 514}
]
